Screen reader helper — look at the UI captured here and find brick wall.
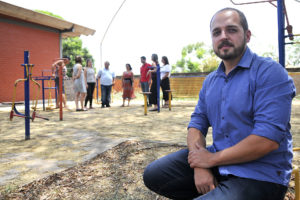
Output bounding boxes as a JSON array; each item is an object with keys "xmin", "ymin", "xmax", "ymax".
[{"xmin": 0, "ymin": 16, "xmax": 60, "ymax": 103}]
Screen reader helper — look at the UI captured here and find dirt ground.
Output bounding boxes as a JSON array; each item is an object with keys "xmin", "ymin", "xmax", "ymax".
[{"xmin": 1, "ymin": 97, "xmax": 300, "ymax": 199}]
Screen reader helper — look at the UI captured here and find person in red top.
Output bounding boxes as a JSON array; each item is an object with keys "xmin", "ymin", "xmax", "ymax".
[{"xmin": 139, "ymin": 56, "xmax": 151, "ymax": 106}]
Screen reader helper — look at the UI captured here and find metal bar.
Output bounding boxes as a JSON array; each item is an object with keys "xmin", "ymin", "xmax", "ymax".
[
  {"xmin": 156, "ymin": 65, "xmax": 160, "ymax": 113},
  {"xmin": 42, "ymin": 79, "xmax": 45, "ymax": 111},
  {"xmin": 277, "ymin": 0, "xmax": 285, "ymax": 67},
  {"xmin": 24, "ymin": 51, "xmax": 30, "ymax": 140},
  {"xmin": 59, "ymin": 66, "xmax": 63, "ymax": 121},
  {"xmin": 285, "ymin": 42, "xmax": 300, "ymax": 45},
  {"xmin": 230, "ymin": 0, "xmax": 276, "ymax": 5}
]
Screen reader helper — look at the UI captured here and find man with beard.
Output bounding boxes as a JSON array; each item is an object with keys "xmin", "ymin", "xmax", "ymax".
[{"xmin": 143, "ymin": 7, "xmax": 295, "ymax": 200}]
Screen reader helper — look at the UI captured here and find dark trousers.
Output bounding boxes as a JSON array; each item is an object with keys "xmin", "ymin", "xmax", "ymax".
[
  {"xmin": 141, "ymin": 82, "xmax": 150, "ymax": 105},
  {"xmin": 161, "ymin": 77, "xmax": 172, "ymax": 101},
  {"xmin": 149, "ymin": 76, "xmax": 157, "ymax": 105},
  {"xmin": 143, "ymin": 149, "xmax": 287, "ymax": 200},
  {"xmin": 85, "ymin": 82, "xmax": 95, "ymax": 107},
  {"xmin": 101, "ymin": 84, "xmax": 112, "ymax": 106}
]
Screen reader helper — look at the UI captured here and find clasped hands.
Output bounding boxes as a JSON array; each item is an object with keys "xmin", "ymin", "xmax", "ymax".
[{"xmin": 188, "ymin": 143, "xmax": 216, "ymax": 169}]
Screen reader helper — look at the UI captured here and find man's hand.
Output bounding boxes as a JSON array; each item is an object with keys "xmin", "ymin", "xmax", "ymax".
[
  {"xmin": 194, "ymin": 168, "xmax": 217, "ymax": 194},
  {"xmin": 188, "ymin": 145, "xmax": 215, "ymax": 169}
]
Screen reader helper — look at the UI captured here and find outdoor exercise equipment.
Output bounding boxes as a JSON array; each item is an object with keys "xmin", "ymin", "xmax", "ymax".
[
  {"xmin": 46, "ymin": 77, "xmax": 55, "ymax": 110},
  {"xmin": 34, "ymin": 65, "xmax": 64, "ymax": 120},
  {"xmin": 230, "ymin": 0, "xmax": 299, "ymax": 67},
  {"xmin": 293, "ymin": 147, "xmax": 300, "ymax": 200},
  {"xmin": 165, "ymin": 90, "xmax": 173, "ymax": 111},
  {"xmin": 32, "ymin": 70, "xmax": 56, "ymax": 111},
  {"xmin": 9, "ymin": 51, "xmax": 49, "ymax": 140},
  {"xmin": 141, "ymin": 91, "xmax": 151, "ymax": 115}
]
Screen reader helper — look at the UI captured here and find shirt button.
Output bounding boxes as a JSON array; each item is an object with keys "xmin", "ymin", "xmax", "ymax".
[
  {"xmin": 225, "ymin": 135, "xmax": 229, "ymax": 138},
  {"xmin": 222, "ymin": 117, "xmax": 224, "ymax": 120},
  {"xmin": 225, "ymin": 79, "xmax": 228, "ymax": 83}
]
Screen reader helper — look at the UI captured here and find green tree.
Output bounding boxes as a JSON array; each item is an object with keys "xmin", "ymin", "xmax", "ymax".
[
  {"xmin": 173, "ymin": 42, "xmax": 219, "ymax": 73},
  {"xmin": 62, "ymin": 37, "xmax": 94, "ymax": 77},
  {"xmin": 35, "ymin": 10, "xmax": 63, "ymax": 19},
  {"xmin": 286, "ymin": 38, "xmax": 300, "ymax": 67}
]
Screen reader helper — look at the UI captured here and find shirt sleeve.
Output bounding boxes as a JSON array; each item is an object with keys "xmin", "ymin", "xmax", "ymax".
[
  {"xmin": 188, "ymin": 78, "xmax": 210, "ymax": 137},
  {"xmin": 96, "ymin": 70, "xmax": 102, "ymax": 79},
  {"xmin": 251, "ymin": 62, "xmax": 295, "ymax": 143}
]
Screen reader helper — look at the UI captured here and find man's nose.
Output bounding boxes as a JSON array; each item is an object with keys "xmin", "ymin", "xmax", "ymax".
[{"xmin": 219, "ymin": 30, "xmax": 228, "ymax": 40}]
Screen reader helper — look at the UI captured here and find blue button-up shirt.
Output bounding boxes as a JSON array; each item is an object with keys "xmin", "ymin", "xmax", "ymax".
[{"xmin": 188, "ymin": 47, "xmax": 296, "ymax": 186}]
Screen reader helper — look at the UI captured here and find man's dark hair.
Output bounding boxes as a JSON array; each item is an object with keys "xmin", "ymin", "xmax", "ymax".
[
  {"xmin": 63, "ymin": 55, "xmax": 70, "ymax": 61},
  {"xmin": 75, "ymin": 55, "xmax": 82, "ymax": 64},
  {"xmin": 141, "ymin": 56, "xmax": 146, "ymax": 60},
  {"xmin": 210, "ymin": 7, "xmax": 248, "ymax": 32}
]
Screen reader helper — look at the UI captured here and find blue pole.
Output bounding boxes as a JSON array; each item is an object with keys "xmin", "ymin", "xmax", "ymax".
[
  {"xmin": 24, "ymin": 51, "xmax": 30, "ymax": 140},
  {"xmin": 277, "ymin": 0, "xmax": 285, "ymax": 67},
  {"xmin": 156, "ymin": 65, "xmax": 160, "ymax": 112}
]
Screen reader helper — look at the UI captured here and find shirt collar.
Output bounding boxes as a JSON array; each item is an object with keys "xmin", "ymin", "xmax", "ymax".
[{"xmin": 216, "ymin": 47, "xmax": 254, "ymax": 75}]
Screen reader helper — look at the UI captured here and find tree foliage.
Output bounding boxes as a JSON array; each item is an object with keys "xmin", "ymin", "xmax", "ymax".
[
  {"xmin": 286, "ymin": 38, "xmax": 300, "ymax": 67},
  {"xmin": 35, "ymin": 10, "xmax": 64, "ymax": 19},
  {"xmin": 173, "ymin": 42, "xmax": 220, "ymax": 73},
  {"xmin": 62, "ymin": 37, "xmax": 94, "ymax": 77}
]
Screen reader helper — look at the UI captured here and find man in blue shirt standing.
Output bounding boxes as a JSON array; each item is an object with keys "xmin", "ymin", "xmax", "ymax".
[
  {"xmin": 97, "ymin": 61, "xmax": 115, "ymax": 108},
  {"xmin": 143, "ymin": 7, "xmax": 296, "ymax": 200}
]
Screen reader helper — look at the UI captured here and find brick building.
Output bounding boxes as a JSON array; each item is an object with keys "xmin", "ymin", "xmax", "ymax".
[{"xmin": 0, "ymin": 1, "xmax": 95, "ymax": 103}]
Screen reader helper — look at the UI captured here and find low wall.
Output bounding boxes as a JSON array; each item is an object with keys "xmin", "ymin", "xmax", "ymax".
[{"xmin": 64, "ymin": 71, "xmax": 300, "ymax": 100}]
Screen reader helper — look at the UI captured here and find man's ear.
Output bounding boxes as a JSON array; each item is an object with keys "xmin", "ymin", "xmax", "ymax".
[{"xmin": 246, "ymin": 30, "xmax": 251, "ymax": 43}]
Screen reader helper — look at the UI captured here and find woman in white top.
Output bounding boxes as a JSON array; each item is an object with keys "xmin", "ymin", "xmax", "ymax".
[
  {"xmin": 160, "ymin": 56, "xmax": 172, "ymax": 108},
  {"xmin": 72, "ymin": 56, "xmax": 87, "ymax": 111},
  {"xmin": 84, "ymin": 59, "xmax": 96, "ymax": 109}
]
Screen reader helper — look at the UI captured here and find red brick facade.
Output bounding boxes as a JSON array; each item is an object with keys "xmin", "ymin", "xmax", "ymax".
[{"xmin": 0, "ymin": 15, "xmax": 60, "ymax": 103}]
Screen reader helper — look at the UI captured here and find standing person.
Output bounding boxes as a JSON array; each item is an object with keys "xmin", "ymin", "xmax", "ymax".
[
  {"xmin": 147, "ymin": 54, "xmax": 160, "ymax": 111},
  {"xmin": 72, "ymin": 56, "xmax": 87, "ymax": 111},
  {"xmin": 139, "ymin": 56, "xmax": 151, "ymax": 106},
  {"xmin": 121, "ymin": 64, "xmax": 135, "ymax": 107},
  {"xmin": 84, "ymin": 59, "xmax": 96, "ymax": 109},
  {"xmin": 160, "ymin": 56, "xmax": 172, "ymax": 108},
  {"xmin": 51, "ymin": 56, "xmax": 70, "ymax": 109},
  {"xmin": 143, "ymin": 7, "xmax": 295, "ymax": 200},
  {"xmin": 96, "ymin": 61, "xmax": 115, "ymax": 108}
]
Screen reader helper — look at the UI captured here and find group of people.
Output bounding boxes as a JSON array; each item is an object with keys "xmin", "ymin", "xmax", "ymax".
[
  {"xmin": 51, "ymin": 53, "xmax": 172, "ymax": 110},
  {"xmin": 51, "ymin": 56, "xmax": 100, "ymax": 111},
  {"xmin": 139, "ymin": 54, "xmax": 172, "ymax": 111}
]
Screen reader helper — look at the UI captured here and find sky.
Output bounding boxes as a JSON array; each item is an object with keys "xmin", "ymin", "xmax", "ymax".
[{"xmin": 3, "ymin": 0, "xmax": 300, "ymax": 75}]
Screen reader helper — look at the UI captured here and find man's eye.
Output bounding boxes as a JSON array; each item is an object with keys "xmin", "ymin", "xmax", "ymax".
[
  {"xmin": 228, "ymin": 28, "xmax": 237, "ymax": 33},
  {"xmin": 213, "ymin": 31, "xmax": 220, "ymax": 36}
]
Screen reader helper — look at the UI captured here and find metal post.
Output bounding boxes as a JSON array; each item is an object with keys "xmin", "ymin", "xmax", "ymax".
[
  {"xmin": 59, "ymin": 66, "xmax": 63, "ymax": 120},
  {"xmin": 42, "ymin": 79, "xmax": 45, "ymax": 111},
  {"xmin": 156, "ymin": 65, "xmax": 160, "ymax": 112},
  {"xmin": 97, "ymin": 79, "xmax": 99, "ymax": 103},
  {"xmin": 24, "ymin": 51, "xmax": 30, "ymax": 140},
  {"xmin": 277, "ymin": 0, "xmax": 285, "ymax": 67}
]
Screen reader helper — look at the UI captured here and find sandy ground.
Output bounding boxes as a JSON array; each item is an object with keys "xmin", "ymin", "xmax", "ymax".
[{"xmin": 1, "ymin": 96, "xmax": 300, "ymax": 199}]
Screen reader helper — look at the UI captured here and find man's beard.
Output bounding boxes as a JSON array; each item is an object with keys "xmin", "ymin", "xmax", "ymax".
[{"xmin": 214, "ymin": 38, "xmax": 246, "ymax": 60}]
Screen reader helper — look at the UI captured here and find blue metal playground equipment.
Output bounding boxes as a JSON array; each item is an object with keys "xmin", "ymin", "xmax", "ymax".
[
  {"xmin": 230, "ymin": 0, "xmax": 300, "ymax": 67},
  {"xmin": 9, "ymin": 51, "xmax": 49, "ymax": 140}
]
